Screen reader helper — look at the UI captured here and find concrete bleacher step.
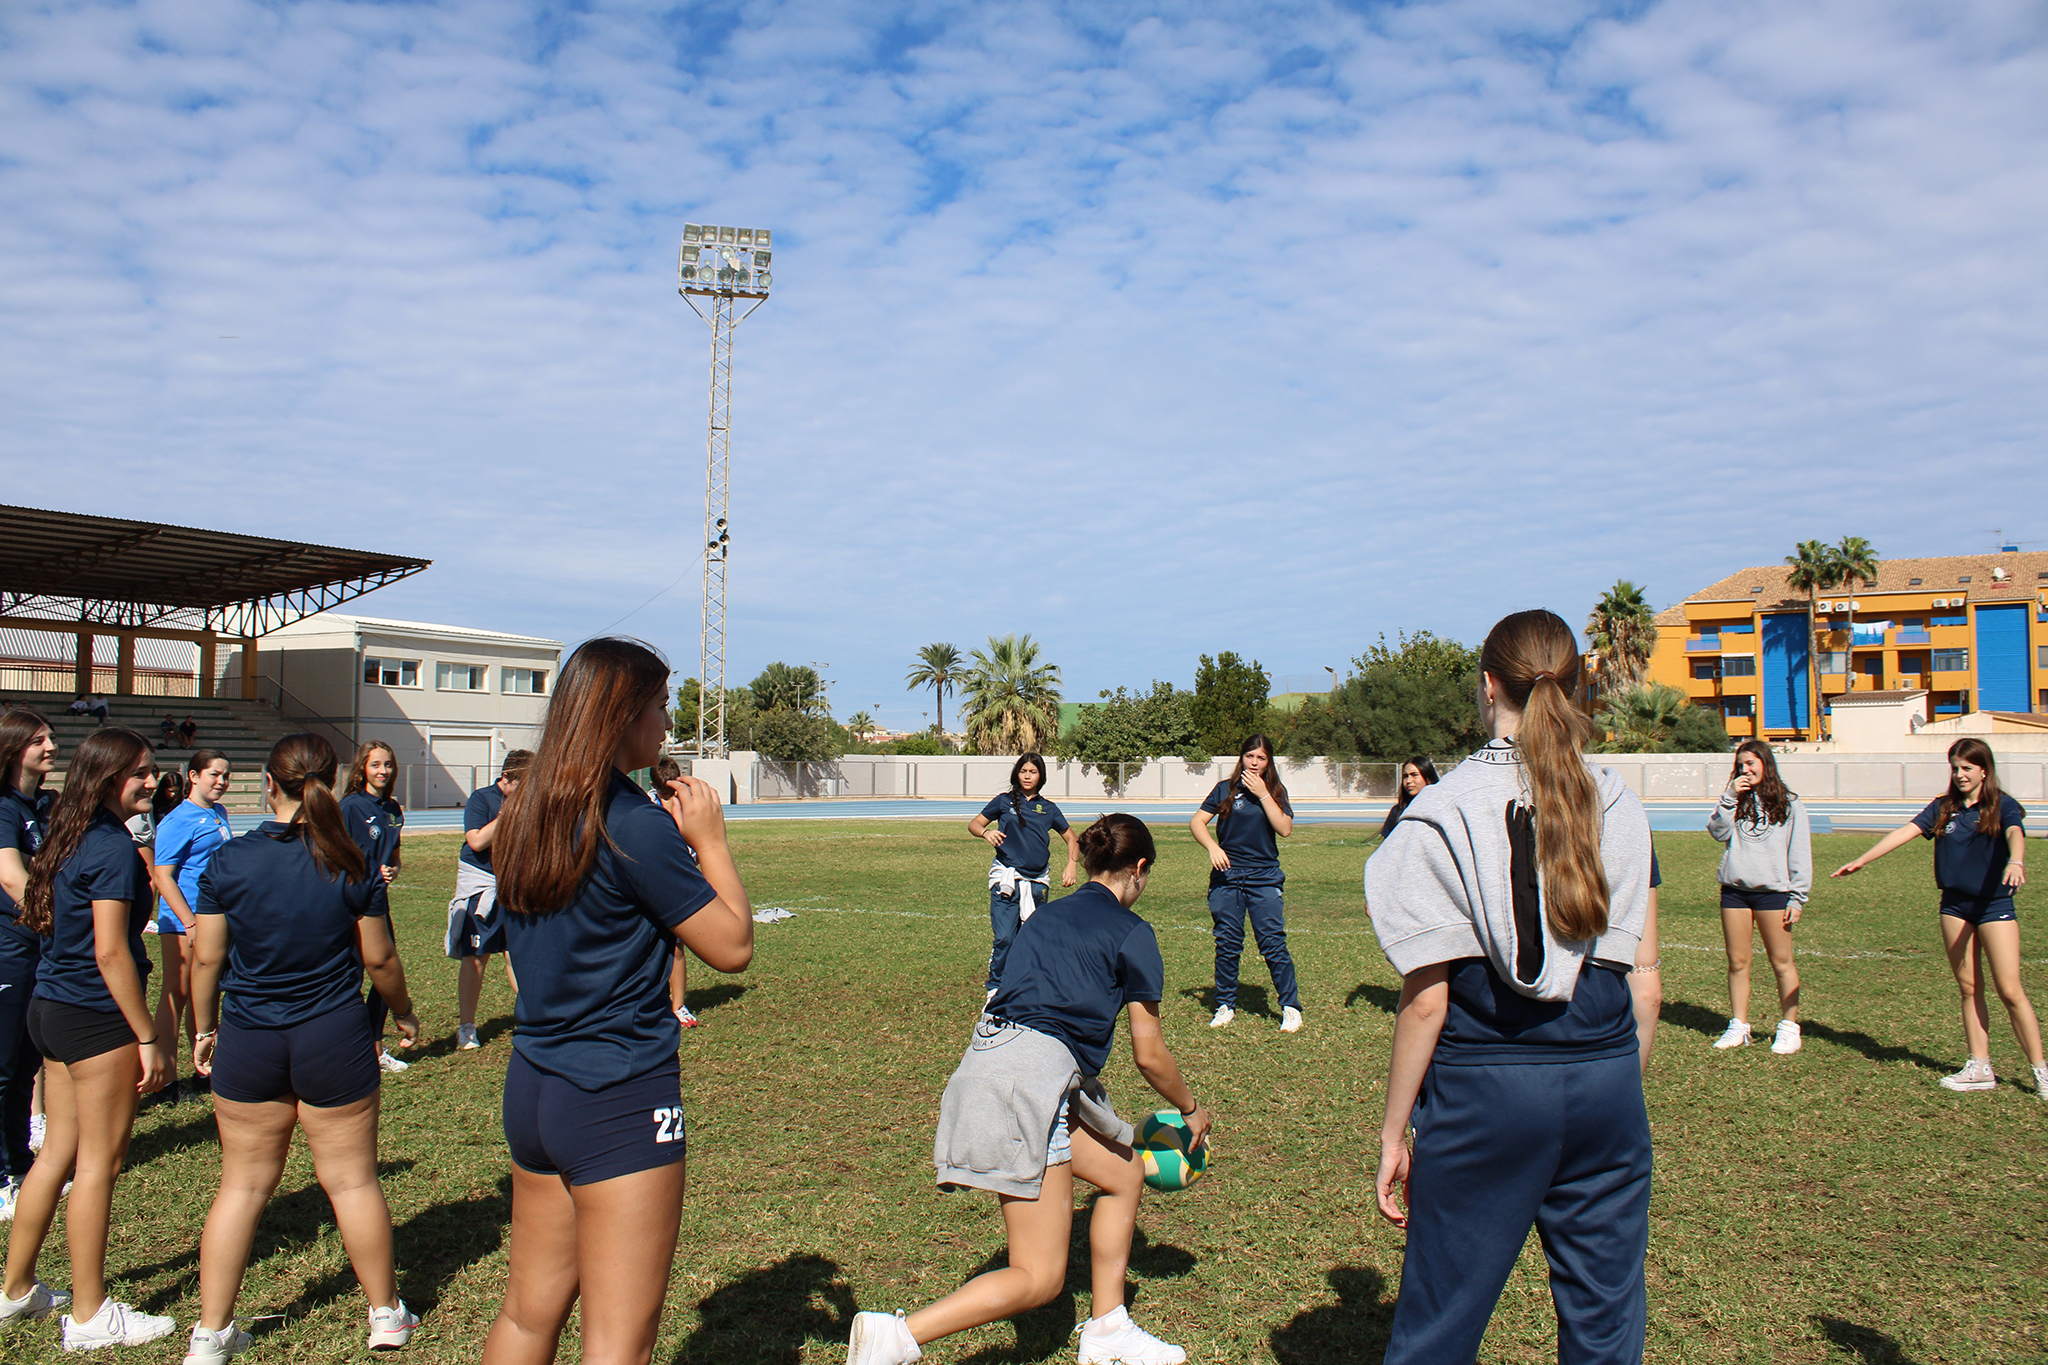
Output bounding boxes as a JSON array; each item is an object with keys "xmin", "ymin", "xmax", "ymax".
[{"xmin": 7, "ymin": 692, "xmax": 308, "ymax": 813}]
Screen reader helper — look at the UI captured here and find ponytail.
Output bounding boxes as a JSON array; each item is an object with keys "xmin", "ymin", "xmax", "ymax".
[
  {"xmin": 1481, "ymin": 610, "xmax": 1608, "ymax": 942},
  {"xmin": 267, "ymin": 734, "xmax": 368, "ymax": 883}
]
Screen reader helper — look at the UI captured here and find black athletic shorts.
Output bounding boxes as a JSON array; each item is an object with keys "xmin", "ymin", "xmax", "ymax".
[
  {"xmin": 27, "ymin": 998, "xmax": 136, "ymax": 1065},
  {"xmin": 210, "ymin": 1002, "xmax": 380, "ymax": 1108},
  {"xmin": 1719, "ymin": 886, "xmax": 1793, "ymax": 914},
  {"xmin": 503, "ymin": 1049, "xmax": 685, "ymax": 1186}
]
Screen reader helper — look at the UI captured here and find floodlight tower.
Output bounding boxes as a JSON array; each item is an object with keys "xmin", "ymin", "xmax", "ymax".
[{"xmin": 678, "ymin": 222, "xmax": 773, "ymax": 757}]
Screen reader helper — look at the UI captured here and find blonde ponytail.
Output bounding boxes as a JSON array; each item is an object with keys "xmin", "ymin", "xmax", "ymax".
[{"xmin": 1481, "ymin": 611, "xmax": 1608, "ymax": 942}]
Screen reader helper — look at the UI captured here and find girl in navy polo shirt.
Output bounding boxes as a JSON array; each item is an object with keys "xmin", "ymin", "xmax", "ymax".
[
  {"xmin": 849, "ymin": 814, "xmax": 1213, "ymax": 1365},
  {"xmin": 342, "ymin": 741, "xmax": 411, "ymax": 1073},
  {"xmin": 1379, "ymin": 756, "xmax": 1438, "ymax": 839},
  {"xmin": 1191, "ymin": 735, "xmax": 1303, "ymax": 1032},
  {"xmin": 1835, "ymin": 737, "xmax": 2043, "ymax": 1095},
  {"xmin": 183, "ymin": 734, "xmax": 424, "ymax": 1361},
  {"xmin": 0, "ymin": 711, "xmax": 57, "ymax": 1218},
  {"xmin": 1, "ymin": 728, "xmax": 174, "ymax": 1349},
  {"xmin": 968, "ymin": 753, "xmax": 1077, "ymax": 998},
  {"xmin": 149, "ymin": 748, "xmax": 233, "ymax": 1103},
  {"xmin": 480, "ymin": 639, "xmax": 755, "ymax": 1365}
]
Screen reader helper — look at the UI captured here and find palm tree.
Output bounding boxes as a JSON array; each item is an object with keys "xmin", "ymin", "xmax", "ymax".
[
  {"xmin": 1585, "ymin": 580, "xmax": 1658, "ymax": 693},
  {"xmin": 905, "ymin": 643, "xmax": 962, "ymax": 736},
  {"xmin": 846, "ymin": 711, "xmax": 877, "ymax": 743},
  {"xmin": 1594, "ymin": 683, "xmax": 1688, "ymax": 753},
  {"xmin": 961, "ymin": 633, "xmax": 1063, "ymax": 755},
  {"xmin": 1784, "ymin": 539, "xmax": 1834, "ymax": 740},
  {"xmin": 1834, "ymin": 537, "xmax": 1879, "ymax": 590}
]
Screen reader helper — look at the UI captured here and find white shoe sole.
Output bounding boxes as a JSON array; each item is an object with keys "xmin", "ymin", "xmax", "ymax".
[{"xmin": 1939, "ymin": 1077, "xmax": 1996, "ymax": 1091}]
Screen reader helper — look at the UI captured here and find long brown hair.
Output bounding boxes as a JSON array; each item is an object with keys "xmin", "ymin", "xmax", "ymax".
[
  {"xmin": 496, "ymin": 638, "xmax": 670, "ymax": 916},
  {"xmin": 1220, "ymin": 734, "xmax": 1290, "ymax": 833},
  {"xmin": 1481, "ymin": 610, "xmax": 1607, "ymax": 942},
  {"xmin": 268, "ymin": 735, "xmax": 367, "ymax": 881},
  {"xmin": 1934, "ymin": 737, "xmax": 2005, "ymax": 837},
  {"xmin": 1729, "ymin": 739, "xmax": 1792, "ymax": 826},
  {"xmin": 0, "ymin": 710, "xmax": 53, "ymax": 794},
  {"xmin": 345, "ymin": 740, "xmax": 398, "ymax": 797},
  {"xmin": 21, "ymin": 728, "xmax": 153, "ymax": 935}
]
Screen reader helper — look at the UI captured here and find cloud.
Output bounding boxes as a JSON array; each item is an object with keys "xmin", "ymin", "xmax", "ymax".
[{"xmin": 1, "ymin": 0, "xmax": 2044, "ymax": 729}]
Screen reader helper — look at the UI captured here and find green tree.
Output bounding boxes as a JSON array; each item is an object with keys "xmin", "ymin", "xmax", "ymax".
[
  {"xmin": 905, "ymin": 643, "xmax": 963, "ymax": 736},
  {"xmin": 1190, "ymin": 652, "xmax": 1269, "ymax": 758},
  {"xmin": 670, "ymin": 677, "xmax": 702, "ymax": 740},
  {"xmin": 1784, "ymin": 539, "xmax": 1834, "ymax": 741},
  {"xmin": 1585, "ymin": 580, "xmax": 1658, "ymax": 694},
  {"xmin": 749, "ymin": 662, "xmax": 829, "ymax": 717},
  {"xmin": 1834, "ymin": 536, "xmax": 1880, "ymax": 590},
  {"xmin": 754, "ymin": 709, "xmax": 837, "ymax": 763},
  {"xmin": 1058, "ymin": 682, "xmax": 1203, "ymax": 781},
  {"xmin": 961, "ymin": 634, "xmax": 1063, "ymax": 755},
  {"xmin": 1280, "ymin": 632, "xmax": 1486, "ymax": 763},
  {"xmin": 1593, "ymin": 683, "xmax": 1729, "ymax": 753},
  {"xmin": 845, "ymin": 711, "xmax": 877, "ymax": 744},
  {"xmin": 886, "ymin": 731, "xmax": 948, "ymax": 756}
]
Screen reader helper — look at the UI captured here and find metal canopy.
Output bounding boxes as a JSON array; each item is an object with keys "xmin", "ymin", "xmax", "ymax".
[{"xmin": 0, "ymin": 504, "xmax": 430, "ymax": 636}]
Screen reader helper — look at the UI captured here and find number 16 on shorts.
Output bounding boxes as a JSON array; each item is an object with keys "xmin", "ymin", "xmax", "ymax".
[{"xmin": 651, "ymin": 1107, "xmax": 683, "ymax": 1144}]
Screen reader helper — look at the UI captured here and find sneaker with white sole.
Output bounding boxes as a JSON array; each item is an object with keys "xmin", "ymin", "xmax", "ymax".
[
  {"xmin": 62, "ymin": 1296, "xmax": 176, "ymax": 1349},
  {"xmin": 675, "ymin": 1005, "xmax": 702, "ymax": 1029},
  {"xmin": 847, "ymin": 1309, "xmax": 922, "ymax": 1365},
  {"xmin": 1208, "ymin": 1006, "xmax": 1234, "ymax": 1029},
  {"xmin": 1939, "ymin": 1057, "xmax": 1996, "ymax": 1091},
  {"xmin": 27, "ymin": 1114, "xmax": 44, "ymax": 1154},
  {"xmin": 1279, "ymin": 1006, "xmax": 1303, "ymax": 1034},
  {"xmin": 455, "ymin": 1024, "xmax": 479, "ymax": 1051},
  {"xmin": 378, "ymin": 1049, "xmax": 410, "ymax": 1073},
  {"xmin": 2033, "ymin": 1063, "xmax": 2048, "ymax": 1099},
  {"xmin": 367, "ymin": 1300, "xmax": 420, "ymax": 1350},
  {"xmin": 0, "ymin": 1279, "xmax": 69, "ymax": 1322},
  {"xmin": 182, "ymin": 1321, "xmax": 253, "ymax": 1365},
  {"xmin": 0, "ymin": 1179, "xmax": 17, "ymax": 1222},
  {"xmin": 1712, "ymin": 1019, "xmax": 1752, "ymax": 1050},
  {"xmin": 1770, "ymin": 1021, "xmax": 1802, "ymax": 1055},
  {"xmin": 1076, "ymin": 1305, "xmax": 1186, "ymax": 1365}
]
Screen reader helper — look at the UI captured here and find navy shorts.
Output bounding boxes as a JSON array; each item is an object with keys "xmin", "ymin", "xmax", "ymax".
[
  {"xmin": 449, "ymin": 896, "xmax": 507, "ymax": 959},
  {"xmin": 1720, "ymin": 887, "xmax": 1792, "ymax": 914},
  {"xmin": 210, "ymin": 1002, "xmax": 380, "ymax": 1108},
  {"xmin": 503, "ymin": 1049, "xmax": 685, "ymax": 1186},
  {"xmin": 1941, "ymin": 896, "xmax": 2018, "ymax": 925}
]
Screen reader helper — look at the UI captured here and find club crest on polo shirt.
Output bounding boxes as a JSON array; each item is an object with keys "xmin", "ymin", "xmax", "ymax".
[{"xmin": 1032, "ymin": 803, "xmax": 1046, "ymax": 814}]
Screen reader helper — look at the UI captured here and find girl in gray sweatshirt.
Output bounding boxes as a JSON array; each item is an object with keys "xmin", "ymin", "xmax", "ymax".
[{"xmin": 1705, "ymin": 741, "xmax": 1811, "ymax": 1055}]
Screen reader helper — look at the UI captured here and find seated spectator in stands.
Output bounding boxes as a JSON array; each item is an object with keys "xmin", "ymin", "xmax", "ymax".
[
  {"xmin": 159, "ymin": 714, "xmax": 178, "ymax": 749},
  {"xmin": 177, "ymin": 717, "xmax": 199, "ymax": 748},
  {"xmin": 67, "ymin": 694, "xmax": 111, "ymax": 725}
]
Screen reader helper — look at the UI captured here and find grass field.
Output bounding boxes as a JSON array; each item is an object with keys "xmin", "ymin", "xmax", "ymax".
[{"xmin": 9, "ymin": 820, "xmax": 2046, "ymax": 1364}]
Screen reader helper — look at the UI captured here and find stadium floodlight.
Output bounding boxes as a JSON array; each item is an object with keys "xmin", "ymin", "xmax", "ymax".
[{"xmin": 677, "ymin": 224, "xmax": 776, "ymax": 757}]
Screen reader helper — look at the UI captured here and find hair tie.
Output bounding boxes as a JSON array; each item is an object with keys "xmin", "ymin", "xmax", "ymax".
[{"xmin": 1532, "ymin": 671, "xmax": 1556, "ymax": 683}]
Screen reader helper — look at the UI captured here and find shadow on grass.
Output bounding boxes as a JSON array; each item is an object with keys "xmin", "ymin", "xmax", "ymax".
[
  {"xmin": 684, "ymin": 983, "xmax": 748, "ymax": 1017},
  {"xmin": 949, "ymin": 1195, "xmax": 1196, "ymax": 1363},
  {"xmin": 1269, "ymin": 1266, "xmax": 1395, "ymax": 1364},
  {"xmin": 266, "ymin": 1169, "xmax": 514, "ymax": 1324},
  {"xmin": 670, "ymin": 1252, "xmax": 852, "ymax": 1364},
  {"xmin": 1344, "ymin": 984, "xmax": 1400, "ymax": 1014},
  {"xmin": 127, "ymin": 1106, "xmax": 222, "ymax": 1168},
  {"xmin": 1176, "ymin": 984, "xmax": 1274, "ymax": 1021},
  {"xmin": 406, "ymin": 1013, "xmax": 516, "ymax": 1062},
  {"xmin": 1814, "ymin": 1314, "xmax": 1925, "ymax": 1364},
  {"xmin": 1797, "ymin": 1021, "xmax": 1950, "ymax": 1075}
]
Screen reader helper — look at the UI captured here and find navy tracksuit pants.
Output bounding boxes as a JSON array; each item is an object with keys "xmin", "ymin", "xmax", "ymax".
[
  {"xmin": 0, "ymin": 949, "xmax": 38, "ymax": 1182},
  {"xmin": 1385, "ymin": 1052, "xmax": 1651, "ymax": 1365},
  {"xmin": 1208, "ymin": 880, "xmax": 1300, "ymax": 1012}
]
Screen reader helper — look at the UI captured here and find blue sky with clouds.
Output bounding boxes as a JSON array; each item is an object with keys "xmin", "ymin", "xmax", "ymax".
[{"xmin": 3, "ymin": 0, "xmax": 2044, "ymax": 730}]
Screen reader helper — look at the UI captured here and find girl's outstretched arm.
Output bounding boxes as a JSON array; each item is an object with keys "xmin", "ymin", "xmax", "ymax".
[{"xmin": 1833, "ymin": 821, "xmax": 1921, "ymax": 878}]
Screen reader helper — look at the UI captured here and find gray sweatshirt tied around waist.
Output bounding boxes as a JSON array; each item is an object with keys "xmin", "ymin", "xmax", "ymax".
[{"xmin": 932, "ymin": 1019, "xmax": 1134, "ymax": 1199}]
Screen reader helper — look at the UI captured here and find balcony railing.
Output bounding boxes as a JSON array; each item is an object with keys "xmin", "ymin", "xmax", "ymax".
[
  {"xmin": 1685, "ymin": 638, "xmax": 1722, "ymax": 653},
  {"xmin": 1896, "ymin": 630, "xmax": 1931, "ymax": 644}
]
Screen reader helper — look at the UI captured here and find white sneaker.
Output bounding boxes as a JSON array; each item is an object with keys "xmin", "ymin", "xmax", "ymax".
[
  {"xmin": 182, "ymin": 1321, "xmax": 253, "ymax": 1365},
  {"xmin": 455, "ymin": 1024, "xmax": 479, "ymax": 1051},
  {"xmin": 367, "ymin": 1300, "xmax": 420, "ymax": 1350},
  {"xmin": 1712, "ymin": 1019, "xmax": 1752, "ymax": 1050},
  {"xmin": 62, "ymin": 1296, "xmax": 176, "ymax": 1349},
  {"xmin": 1279, "ymin": 1006, "xmax": 1304, "ymax": 1034},
  {"xmin": 2033, "ymin": 1063, "xmax": 2048, "ymax": 1100},
  {"xmin": 0, "ymin": 1279, "xmax": 69, "ymax": 1322},
  {"xmin": 377, "ymin": 1049, "xmax": 410, "ymax": 1073},
  {"xmin": 1076, "ymin": 1305, "xmax": 1185, "ymax": 1364},
  {"xmin": 1770, "ymin": 1021, "xmax": 1802, "ymax": 1055},
  {"xmin": 1939, "ymin": 1058, "xmax": 1996, "ymax": 1091},
  {"xmin": 27, "ymin": 1115, "xmax": 44, "ymax": 1153},
  {"xmin": 0, "ymin": 1179, "xmax": 16, "ymax": 1221},
  {"xmin": 847, "ymin": 1309, "xmax": 921, "ymax": 1365},
  {"xmin": 1208, "ymin": 1006, "xmax": 1234, "ymax": 1029}
]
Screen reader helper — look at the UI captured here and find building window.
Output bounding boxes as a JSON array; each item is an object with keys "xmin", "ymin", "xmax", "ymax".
[
  {"xmin": 1722, "ymin": 622, "xmax": 1754, "ymax": 634},
  {"xmin": 503, "ymin": 667, "xmax": 550, "ymax": 696},
  {"xmin": 436, "ymin": 663, "xmax": 489, "ymax": 692},
  {"xmin": 1933, "ymin": 693, "xmax": 1964, "ymax": 715},
  {"xmin": 1931, "ymin": 649, "xmax": 1969, "ymax": 673},
  {"xmin": 1722, "ymin": 697, "xmax": 1754, "ymax": 718},
  {"xmin": 1899, "ymin": 653, "xmax": 1927, "ymax": 674},
  {"xmin": 1722, "ymin": 655, "xmax": 1757, "ymax": 677},
  {"xmin": 2039, "ymin": 645, "xmax": 2048, "ymax": 670},
  {"xmin": 1908, "ymin": 578, "xmax": 1922, "ymax": 586},
  {"xmin": 1930, "ymin": 611, "xmax": 1966, "ymax": 627},
  {"xmin": 1818, "ymin": 651, "xmax": 1847, "ymax": 675},
  {"xmin": 363, "ymin": 658, "xmax": 418, "ymax": 688},
  {"xmin": 1901, "ymin": 616, "xmax": 1923, "ymax": 628},
  {"xmin": 1957, "ymin": 576, "xmax": 1972, "ymax": 584}
]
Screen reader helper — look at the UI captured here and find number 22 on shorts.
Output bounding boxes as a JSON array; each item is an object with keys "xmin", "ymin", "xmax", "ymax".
[{"xmin": 651, "ymin": 1107, "xmax": 682, "ymax": 1144}]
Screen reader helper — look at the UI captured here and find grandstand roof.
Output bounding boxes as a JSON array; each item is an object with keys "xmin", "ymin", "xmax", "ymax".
[{"xmin": 0, "ymin": 505, "xmax": 430, "ymax": 636}]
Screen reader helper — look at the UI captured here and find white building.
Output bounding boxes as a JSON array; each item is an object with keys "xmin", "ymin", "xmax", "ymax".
[{"xmin": 226, "ymin": 613, "xmax": 562, "ymax": 807}]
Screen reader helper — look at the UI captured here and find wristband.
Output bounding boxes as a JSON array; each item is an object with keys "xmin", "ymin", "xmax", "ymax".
[
  {"xmin": 1631, "ymin": 958, "xmax": 1662, "ymax": 974},
  {"xmin": 1178, "ymin": 1101, "xmax": 1197, "ymax": 1116},
  {"xmin": 195, "ymin": 1031, "xmax": 216, "ymax": 1042},
  {"xmin": 136, "ymin": 1035, "xmax": 158, "ymax": 1046}
]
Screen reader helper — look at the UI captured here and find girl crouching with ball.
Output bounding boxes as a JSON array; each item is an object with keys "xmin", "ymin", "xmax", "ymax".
[{"xmin": 849, "ymin": 814, "xmax": 1212, "ymax": 1365}]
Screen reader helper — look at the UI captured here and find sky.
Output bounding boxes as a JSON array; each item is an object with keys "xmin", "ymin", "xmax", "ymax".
[{"xmin": 2, "ymin": 0, "xmax": 2045, "ymax": 732}]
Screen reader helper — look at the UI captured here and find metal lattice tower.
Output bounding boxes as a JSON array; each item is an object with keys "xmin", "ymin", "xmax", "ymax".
[{"xmin": 678, "ymin": 223, "xmax": 772, "ymax": 756}]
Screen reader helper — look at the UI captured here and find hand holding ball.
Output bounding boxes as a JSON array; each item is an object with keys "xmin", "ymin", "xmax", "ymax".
[{"xmin": 1137, "ymin": 1109, "xmax": 1209, "ymax": 1192}]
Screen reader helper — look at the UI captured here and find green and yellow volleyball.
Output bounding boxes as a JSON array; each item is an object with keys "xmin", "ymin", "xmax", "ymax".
[{"xmin": 1137, "ymin": 1109, "xmax": 1208, "ymax": 1192}]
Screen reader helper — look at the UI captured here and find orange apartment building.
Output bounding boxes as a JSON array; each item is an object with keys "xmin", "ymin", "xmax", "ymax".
[{"xmin": 1646, "ymin": 550, "xmax": 2048, "ymax": 742}]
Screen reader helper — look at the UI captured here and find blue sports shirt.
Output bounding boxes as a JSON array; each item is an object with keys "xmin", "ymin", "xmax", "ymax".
[
  {"xmin": 0, "ymin": 785, "xmax": 54, "ymax": 960},
  {"xmin": 35, "ymin": 809, "xmax": 152, "ymax": 1012},
  {"xmin": 1201, "ymin": 780, "xmax": 1285, "ymax": 886},
  {"xmin": 504, "ymin": 769, "xmax": 718, "ymax": 1090},
  {"xmin": 1913, "ymin": 794, "xmax": 2026, "ymax": 901},
  {"xmin": 977, "ymin": 792, "xmax": 1071, "ymax": 878},
  {"xmin": 461, "ymin": 783, "xmax": 507, "ymax": 873},
  {"xmin": 986, "ymin": 881, "xmax": 1166, "ymax": 1076},
  {"xmin": 154, "ymin": 799, "xmax": 233, "ymax": 920},
  {"xmin": 340, "ymin": 791, "xmax": 405, "ymax": 871},
  {"xmin": 197, "ymin": 822, "xmax": 391, "ymax": 1029}
]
